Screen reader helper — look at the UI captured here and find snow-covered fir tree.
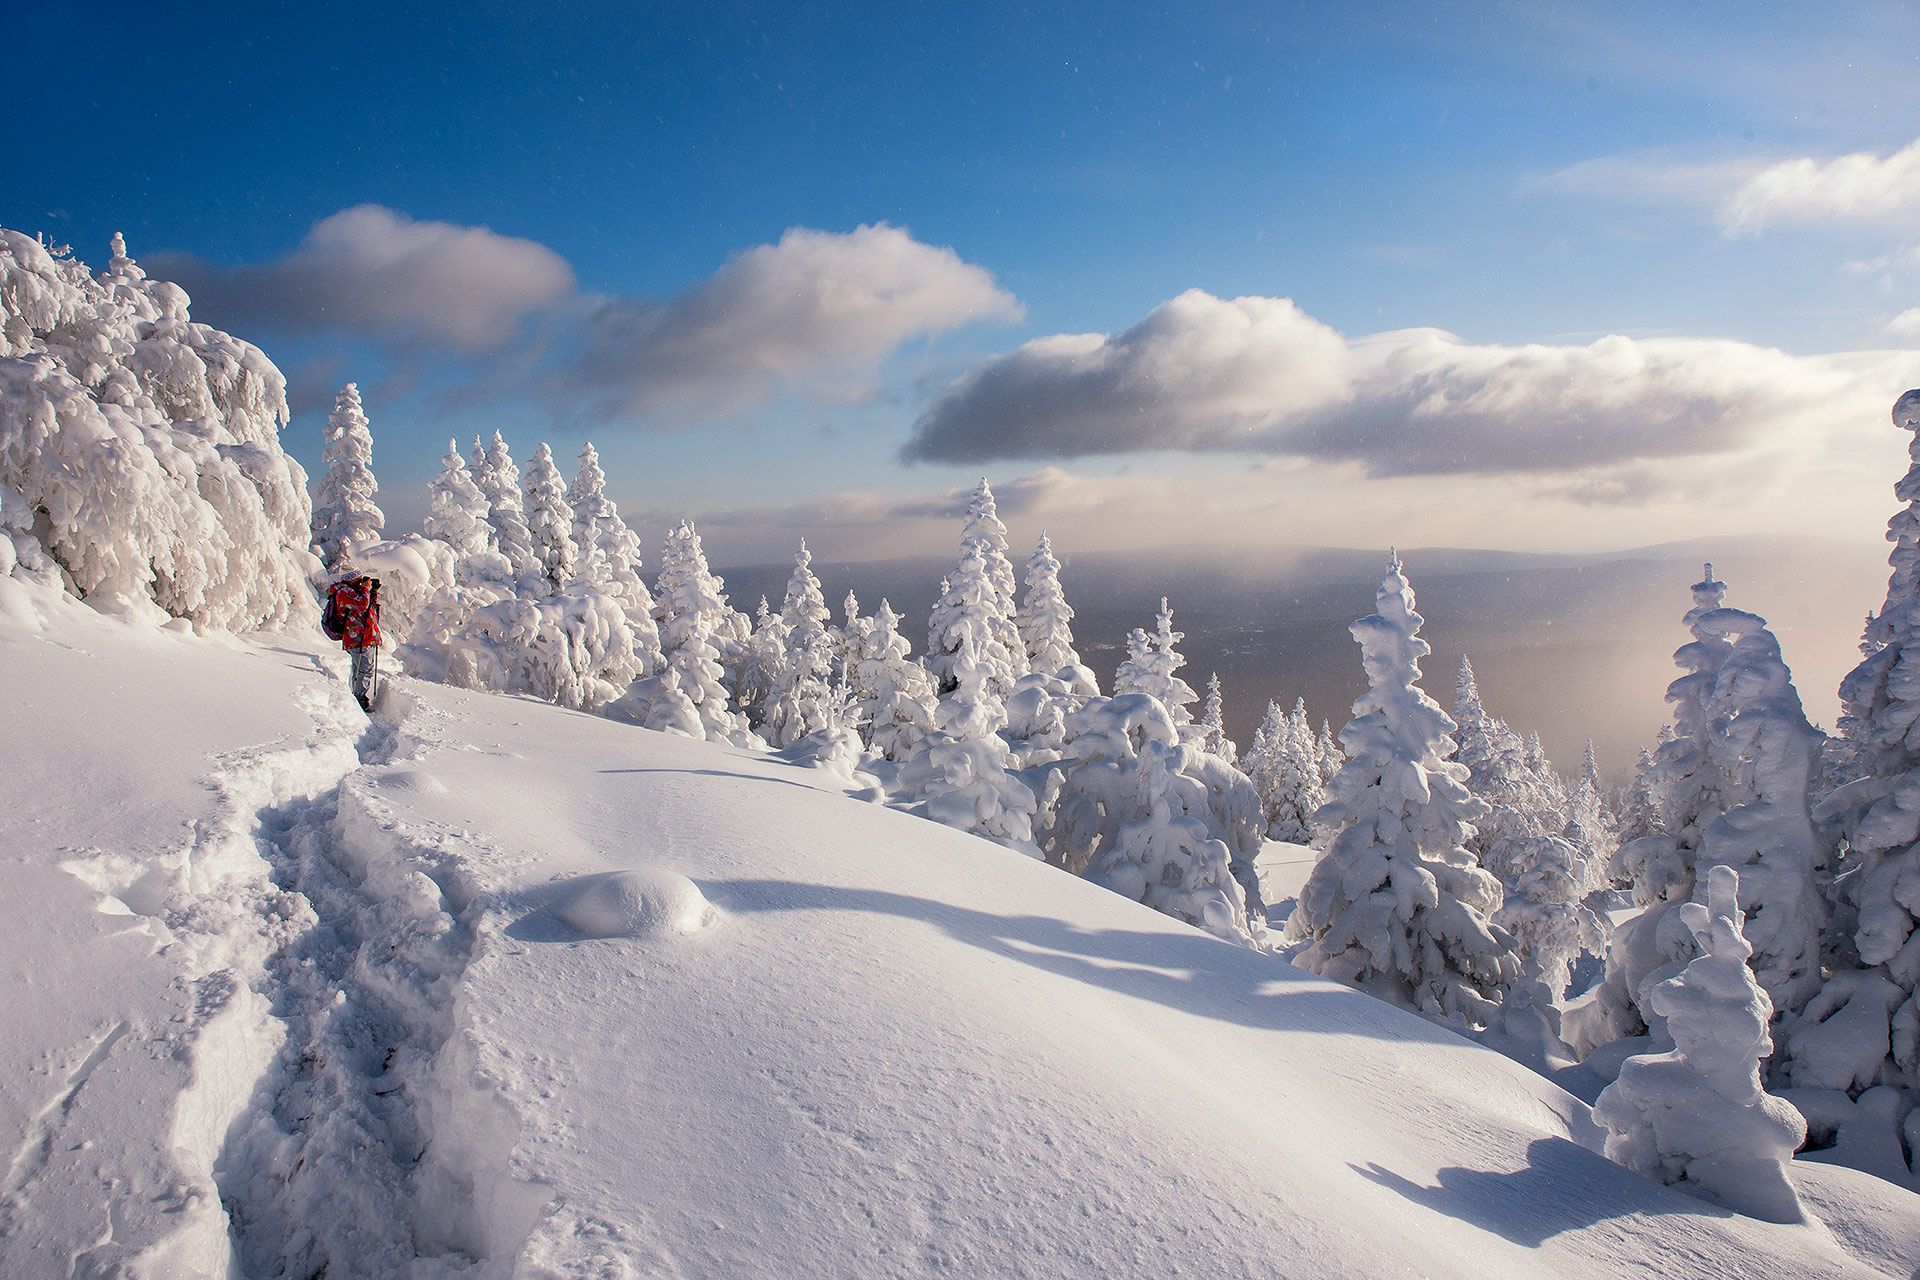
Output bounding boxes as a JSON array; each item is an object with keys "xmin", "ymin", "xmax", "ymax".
[
  {"xmin": 613, "ymin": 520, "xmax": 753, "ymax": 745},
  {"xmin": 1784, "ymin": 390, "xmax": 1920, "ymax": 1162},
  {"xmin": 1487, "ymin": 830, "xmax": 1609, "ymax": 995},
  {"xmin": 1016, "ymin": 533, "xmax": 1098, "ymax": 696},
  {"xmin": 1198, "ymin": 673, "xmax": 1236, "ymax": 763},
  {"xmin": 565, "ymin": 441, "xmax": 661, "ymax": 674},
  {"xmin": 833, "ymin": 589, "xmax": 870, "ymax": 685},
  {"xmin": 734, "ymin": 596, "xmax": 788, "ymax": 719},
  {"xmin": 312, "ymin": 382, "xmax": 384, "ymax": 571},
  {"xmin": 1287, "ymin": 554, "xmax": 1519, "ymax": 1030},
  {"xmin": 0, "ymin": 232, "xmax": 314, "ymax": 629},
  {"xmin": 1245, "ymin": 698, "xmax": 1323, "ymax": 844},
  {"xmin": 927, "ymin": 479, "xmax": 1026, "ymax": 698},
  {"xmin": 1454, "ymin": 656, "xmax": 1559, "ymax": 857},
  {"xmin": 761, "ymin": 540, "xmax": 836, "ymax": 747},
  {"xmin": 423, "ymin": 439, "xmax": 491, "ymax": 559},
  {"xmin": 1614, "ymin": 747, "xmax": 1661, "ymax": 850},
  {"xmin": 1594, "ymin": 865, "xmax": 1807, "ymax": 1223},
  {"xmin": 900, "ymin": 629, "xmax": 1036, "ymax": 848},
  {"xmin": 1113, "ymin": 598, "xmax": 1200, "ymax": 740},
  {"xmin": 475, "ymin": 431, "xmax": 538, "ymax": 582},
  {"xmin": 520, "ymin": 442, "xmax": 578, "ymax": 594},
  {"xmin": 1581, "ymin": 565, "xmax": 1744, "ymax": 1049},
  {"xmin": 1315, "ymin": 719, "xmax": 1343, "ymax": 787},
  {"xmin": 854, "ymin": 599, "xmax": 937, "ymax": 762},
  {"xmin": 1688, "ymin": 605, "xmax": 1828, "ymax": 1034},
  {"xmin": 1035, "ymin": 691, "xmax": 1262, "ymax": 943}
]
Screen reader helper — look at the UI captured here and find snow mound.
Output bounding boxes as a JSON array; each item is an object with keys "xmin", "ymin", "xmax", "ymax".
[{"xmin": 550, "ymin": 868, "xmax": 716, "ymax": 939}]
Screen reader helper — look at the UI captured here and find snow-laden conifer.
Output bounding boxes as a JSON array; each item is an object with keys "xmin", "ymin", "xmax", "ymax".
[
  {"xmin": 0, "ymin": 232, "xmax": 316, "ymax": 627},
  {"xmin": 312, "ymin": 383, "xmax": 384, "ymax": 570},
  {"xmin": 900, "ymin": 629, "xmax": 1036, "ymax": 847},
  {"xmin": 927, "ymin": 479, "xmax": 1025, "ymax": 697},
  {"xmin": 1246, "ymin": 698, "xmax": 1323, "ymax": 843},
  {"xmin": 1594, "ymin": 865, "xmax": 1807, "ymax": 1223},
  {"xmin": 424, "ymin": 438, "xmax": 491, "ymax": 558},
  {"xmin": 475, "ymin": 431, "xmax": 538, "ymax": 582},
  {"xmin": 1784, "ymin": 391, "xmax": 1920, "ymax": 1143},
  {"xmin": 1198, "ymin": 673, "xmax": 1236, "ymax": 763},
  {"xmin": 1315, "ymin": 719, "xmax": 1342, "ymax": 786},
  {"xmin": 521, "ymin": 442, "xmax": 578, "ymax": 594},
  {"xmin": 564, "ymin": 442, "xmax": 661, "ymax": 673},
  {"xmin": 1488, "ymin": 830, "xmax": 1609, "ymax": 994},
  {"xmin": 1287, "ymin": 553, "xmax": 1519, "ymax": 1030},
  {"xmin": 762, "ymin": 540, "xmax": 836, "ymax": 747},
  {"xmin": 613, "ymin": 520, "xmax": 754, "ymax": 745},
  {"xmin": 854, "ymin": 599, "xmax": 937, "ymax": 762},
  {"xmin": 1113, "ymin": 599, "xmax": 1199, "ymax": 740},
  {"xmin": 1016, "ymin": 533, "xmax": 1098, "ymax": 696},
  {"xmin": 834, "ymin": 589, "xmax": 871, "ymax": 685}
]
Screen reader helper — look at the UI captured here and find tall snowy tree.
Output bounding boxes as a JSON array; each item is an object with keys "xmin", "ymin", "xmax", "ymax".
[
  {"xmin": 833, "ymin": 589, "xmax": 870, "ymax": 685},
  {"xmin": 1582, "ymin": 566, "xmax": 1746, "ymax": 1050},
  {"xmin": 520, "ymin": 442, "xmax": 578, "ymax": 594},
  {"xmin": 1594, "ymin": 865, "xmax": 1807, "ymax": 1223},
  {"xmin": 312, "ymin": 382, "xmax": 384, "ymax": 571},
  {"xmin": 1287, "ymin": 554, "xmax": 1520, "ymax": 1030},
  {"xmin": 1198, "ymin": 673, "xmax": 1236, "ymax": 763},
  {"xmin": 762, "ymin": 540, "xmax": 836, "ymax": 747},
  {"xmin": 927, "ymin": 479, "xmax": 1026, "ymax": 697},
  {"xmin": 423, "ymin": 438, "xmax": 491, "ymax": 559},
  {"xmin": 1315, "ymin": 720, "xmax": 1343, "ymax": 787},
  {"xmin": 1113, "ymin": 599, "xmax": 1200, "ymax": 740},
  {"xmin": 854, "ymin": 599, "xmax": 938, "ymax": 763},
  {"xmin": 900, "ymin": 629, "xmax": 1036, "ymax": 848},
  {"xmin": 1786, "ymin": 390, "xmax": 1920, "ymax": 1164},
  {"xmin": 1245, "ymin": 699, "xmax": 1323, "ymax": 844},
  {"xmin": 475, "ymin": 431, "xmax": 538, "ymax": 582},
  {"xmin": 613, "ymin": 520, "xmax": 753, "ymax": 745},
  {"xmin": 1454, "ymin": 656, "xmax": 1557, "ymax": 856},
  {"xmin": 1016, "ymin": 533, "xmax": 1098, "ymax": 696},
  {"xmin": 565, "ymin": 441, "xmax": 661, "ymax": 673}
]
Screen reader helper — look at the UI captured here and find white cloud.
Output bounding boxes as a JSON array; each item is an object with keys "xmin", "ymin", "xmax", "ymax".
[
  {"xmin": 1890, "ymin": 308, "xmax": 1920, "ymax": 343},
  {"xmin": 151, "ymin": 205, "xmax": 576, "ymax": 351},
  {"xmin": 568, "ymin": 223, "xmax": 1022, "ymax": 417},
  {"xmin": 1720, "ymin": 139, "xmax": 1920, "ymax": 234},
  {"xmin": 905, "ymin": 288, "xmax": 1920, "ymax": 478}
]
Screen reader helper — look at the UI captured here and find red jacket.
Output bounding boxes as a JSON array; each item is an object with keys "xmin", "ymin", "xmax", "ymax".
[{"xmin": 327, "ymin": 575, "xmax": 382, "ymax": 650}]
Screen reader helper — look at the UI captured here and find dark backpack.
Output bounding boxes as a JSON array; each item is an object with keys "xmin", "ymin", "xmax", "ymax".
[{"xmin": 321, "ymin": 586, "xmax": 347, "ymax": 641}]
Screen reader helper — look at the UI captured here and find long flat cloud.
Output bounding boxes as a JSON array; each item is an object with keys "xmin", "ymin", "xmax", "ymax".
[
  {"xmin": 903, "ymin": 288, "xmax": 1920, "ymax": 476},
  {"xmin": 151, "ymin": 205, "xmax": 577, "ymax": 351},
  {"xmin": 567, "ymin": 223, "xmax": 1022, "ymax": 417},
  {"xmin": 1720, "ymin": 139, "xmax": 1920, "ymax": 234}
]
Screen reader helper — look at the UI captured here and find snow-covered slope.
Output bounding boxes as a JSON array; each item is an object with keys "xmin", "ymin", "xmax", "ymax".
[{"xmin": 3, "ymin": 598, "xmax": 1916, "ymax": 1277}]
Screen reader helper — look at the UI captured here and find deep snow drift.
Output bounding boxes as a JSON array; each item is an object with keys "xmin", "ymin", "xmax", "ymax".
[{"xmin": 3, "ymin": 593, "xmax": 1917, "ymax": 1277}]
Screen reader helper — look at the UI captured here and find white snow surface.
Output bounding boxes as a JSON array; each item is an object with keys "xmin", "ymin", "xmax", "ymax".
[{"xmin": 2, "ymin": 593, "xmax": 1916, "ymax": 1277}]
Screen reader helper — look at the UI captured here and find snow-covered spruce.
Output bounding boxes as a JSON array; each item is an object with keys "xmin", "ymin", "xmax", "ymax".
[
  {"xmin": 852, "ymin": 599, "xmax": 936, "ymax": 763},
  {"xmin": 1197, "ymin": 672, "xmax": 1236, "ymax": 763},
  {"xmin": 521, "ymin": 442, "xmax": 578, "ymax": 595},
  {"xmin": 898, "ymin": 629, "xmax": 1036, "ymax": 848},
  {"xmin": 760, "ymin": 540, "xmax": 836, "ymax": 748},
  {"xmin": 423, "ymin": 438, "xmax": 491, "ymax": 560},
  {"xmin": 1113, "ymin": 598, "xmax": 1200, "ymax": 743},
  {"xmin": 1793, "ymin": 389, "xmax": 1920, "ymax": 1171},
  {"xmin": 926, "ymin": 479, "xmax": 1025, "ymax": 699},
  {"xmin": 1455, "ymin": 656, "xmax": 1561, "ymax": 858},
  {"xmin": 1594, "ymin": 865, "xmax": 1808, "ymax": 1223},
  {"xmin": 473, "ymin": 432, "xmax": 538, "ymax": 584},
  {"xmin": 611, "ymin": 520, "xmax": 755, "ymax": 746},
  {"xmin": 1287, "ymin": 553, "xmax": 1519, "ymax": 1030},
  {"xmin": 1016, "ymin": 533, "xmax": 1098, "ymax": 696},
  {"xmin": 567, "ymin": 442, "xmax": 663, "ymax": 675},
  {"xmin": 1036, "ymin": 693, "xmax": 1258, "ymax": 944},
  {"xmin": 312, "ymin": 382, "xmax": 384, "ymax": 572},
  {"xmin": 1244, "ymin": 698, "xmax": 1324, "ymax": 844},
  {"xmin": 1579, "ymin": 565, "xmax": 1744, "ymax": 1051},
  {"xmin": 0, "ymin": 230, "xmax": 315, "ymax": 629},
  {"xmin": 1487, "ymin": 830, "xmax": 1608, "ymax": 995}
]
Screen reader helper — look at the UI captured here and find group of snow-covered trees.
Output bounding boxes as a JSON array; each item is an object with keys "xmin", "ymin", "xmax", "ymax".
[{"xmin": 9, "ymin": 236, "xmax": 1920, "ymax": 1208}]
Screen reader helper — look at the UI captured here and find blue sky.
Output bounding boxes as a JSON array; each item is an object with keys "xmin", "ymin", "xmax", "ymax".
[{"xmin": 9, "ymin": 1, "xmax": 1920, "ymax": 562}]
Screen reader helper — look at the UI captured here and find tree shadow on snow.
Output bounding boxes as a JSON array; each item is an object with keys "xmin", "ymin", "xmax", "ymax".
[
  {"xmin": 704, "ymin": 877, "xmax": 1472, "ymax": 1053},
  {"xmin": 1351, "ymin": 1137, "xmax": 1724, "ymax": 1247},
  {"xmin": 596, "ymin": 767, "xmax": 823, "ymax": 794}
]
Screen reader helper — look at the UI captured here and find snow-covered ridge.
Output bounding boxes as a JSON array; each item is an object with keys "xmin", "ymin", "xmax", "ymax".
[{"xmin": 2, "ymin": 592, "xmax": 1916, "ymax": 1277}]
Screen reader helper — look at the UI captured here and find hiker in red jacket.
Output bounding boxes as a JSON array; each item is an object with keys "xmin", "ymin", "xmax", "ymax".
[{"xmin": 323, "ymin": 571, "xmax": 383, "ymax": 711}]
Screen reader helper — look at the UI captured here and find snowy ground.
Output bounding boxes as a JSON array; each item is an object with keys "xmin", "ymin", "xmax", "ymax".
[{"xmin": 4, "ymin": 596, "xmax": 1918, "ymax": 1278}]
